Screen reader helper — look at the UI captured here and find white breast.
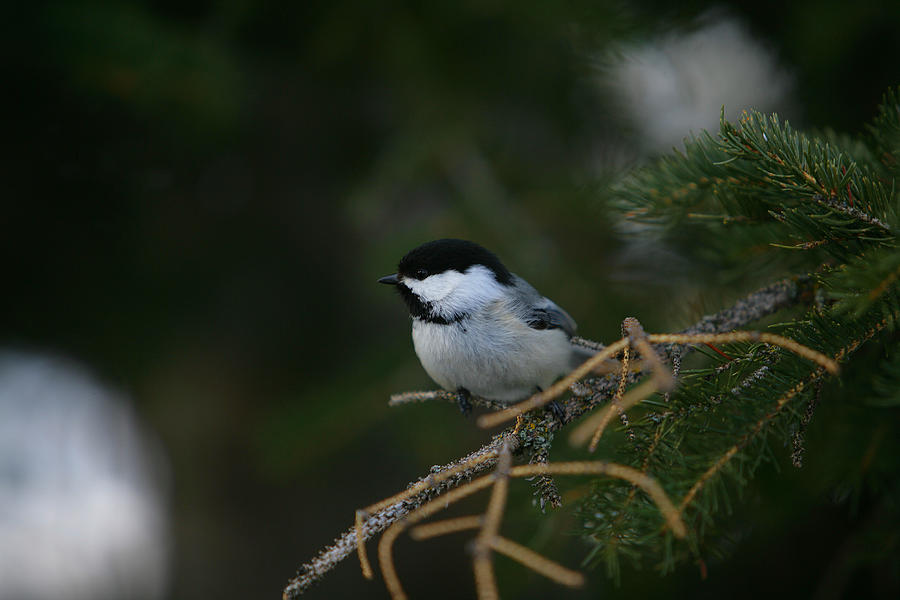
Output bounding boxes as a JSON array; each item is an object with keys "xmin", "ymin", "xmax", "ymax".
[{"xmin": 411, "ymin": 300, "xmax": 574, "ymax": 403}]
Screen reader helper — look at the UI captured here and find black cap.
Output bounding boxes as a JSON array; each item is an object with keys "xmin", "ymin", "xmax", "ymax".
[{"xmin": 396, "ymin": 239, "xmax": 512, "ymax": 285}]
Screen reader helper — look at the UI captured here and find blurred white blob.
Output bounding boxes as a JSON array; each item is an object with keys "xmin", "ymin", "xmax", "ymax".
[
  {"xmin": 0, "ymin": 351, "xmax": 169, "ymax": 600},
  {"xmin": 609, "ymin": 14, "xmax": 794, "ymax": 152}
]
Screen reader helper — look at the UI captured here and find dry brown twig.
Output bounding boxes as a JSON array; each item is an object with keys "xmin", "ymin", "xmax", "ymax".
[
  {"xmin": 376, "ymin": 444, "xmax": 687, "ymax": 599},
  {"xmin": 283, "ymin": 277, "xmax": 837, "ymax": 599},
  {"xmin": 480, "ymin": 327, "xmax": 837, "ymax": 431}
]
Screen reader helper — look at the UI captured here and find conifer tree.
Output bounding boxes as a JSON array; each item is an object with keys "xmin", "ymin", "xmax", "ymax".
[{"xmin": 582, "ymin": 87, "xmax": 900, "ymax": 584}]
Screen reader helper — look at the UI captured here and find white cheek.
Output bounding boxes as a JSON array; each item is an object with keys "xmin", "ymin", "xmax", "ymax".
[
  {"xmin": 403, "ymin": 265, "xmax": 506, "ymax": 318},
  {"xmin": 403, "ymin": 270, "xmax": 466, "ymax": 303}
]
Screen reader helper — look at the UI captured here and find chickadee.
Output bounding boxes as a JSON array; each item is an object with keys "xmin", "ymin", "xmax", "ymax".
[{"xmin": 379, "ymin": 239, "xmax": 594, "ymax": 414}]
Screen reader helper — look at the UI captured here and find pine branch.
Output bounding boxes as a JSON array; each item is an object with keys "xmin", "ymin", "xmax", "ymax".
[
  {"xmin": 620, "ymin": 107, "xmax": 897, "ymax": 272},
  {"xmin": 678, "ymin": 314, "xmax": 888, "ymax": 509},
  {"xmin": 579, "ymin": 101, "xmax": 900, "ymax": 572},
  {"xmin": 283, "ymin": 435, "xmax": 515, "ymax": 599},
  {"xmin": 282, "ymin": 277, "xmax": 807, "ymax": 598}
]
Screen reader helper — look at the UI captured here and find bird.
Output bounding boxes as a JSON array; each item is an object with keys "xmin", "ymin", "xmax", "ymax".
[{"xmin": 379, "ymin": 238, "xmax": 594, "ymax": 415}]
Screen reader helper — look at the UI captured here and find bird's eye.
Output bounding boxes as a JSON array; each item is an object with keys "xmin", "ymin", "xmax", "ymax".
[{"xmin": 415, "ymin": 268, "xmax": 428, "ymax": 279}]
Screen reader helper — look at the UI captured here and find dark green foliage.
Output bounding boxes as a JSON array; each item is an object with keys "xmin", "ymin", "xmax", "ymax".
[
  {"xmin": 827, "ymin": 247, "xmax": 900, "ymax": 325},
  {"xmin": 580, "ymin": 86, "xmax": 900, "ymax": 584},
  {"xmin": 867, "ymin": 87, "xmax": 900, "ymax": 173},
  {"xmin": 619, "ymin": 99, "xmax": 899, "ymax": 278},
  {"xmin": 866, "ymin": 349, "xmax": 900, "ymax": 407}
]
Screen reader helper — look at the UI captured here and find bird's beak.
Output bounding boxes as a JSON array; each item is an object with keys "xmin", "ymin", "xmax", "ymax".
[{"xmin": 378, "ymin": 273, "xmax": 400, "ymax": 285}]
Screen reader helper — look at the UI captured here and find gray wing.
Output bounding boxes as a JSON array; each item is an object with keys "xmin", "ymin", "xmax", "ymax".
[{"xmin": 508, "ymin": 274, "xmax": 578, "ymax": 337}]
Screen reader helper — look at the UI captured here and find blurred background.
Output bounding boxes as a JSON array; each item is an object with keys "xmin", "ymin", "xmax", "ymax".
[{"xmin": 3, "ymin": 1, "xmax": 900, "ymax": 599}]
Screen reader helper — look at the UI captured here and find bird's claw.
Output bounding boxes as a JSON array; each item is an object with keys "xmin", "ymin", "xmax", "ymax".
[
  {"xmin": 456, "ymin": 388, "xmax": 473, "ymax": 416},
  {"xmin": 546, "ymin": 399, "xmax": 566, "ymax": 423}
]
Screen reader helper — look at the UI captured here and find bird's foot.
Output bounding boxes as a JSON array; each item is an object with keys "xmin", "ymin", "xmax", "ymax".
[
  {"xmin": 546, "ymin": 399, "xmax": 566, "ymax": 424},
  {"xmin": 456, "ymin": 388, "xmax": 473, "ymax": 417}
]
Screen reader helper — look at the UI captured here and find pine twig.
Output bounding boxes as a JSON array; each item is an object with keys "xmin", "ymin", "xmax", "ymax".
[
  {"xmin": 528, "ymin": 442, "xmax": 562, "ymax": 511},
  {"xmin": 389, "ymin": 390, "xmax": 508, "ymax": 411},
  {"xmin": 489, "ymin": 537, "xmax": 585, "ymax": 587},
  {"xmin": 472, "ymin": 444, "xmax": 512, "ymax": 600},
  {"xmin": 283, "ymin": 435, "xmax": 515, "ymax": 599},
  {"xmin": 409, "ymin": 516, "xmax": 483, "ymax": 540},
  {"xmin": 792, "ymin": 380, "xmax": 823, "ymax": 468},
  {"xmin": 610, "ymin": 342, "xmax": 634, "ymax": 440},
  {"xmin": 477, "ymin": 338, "xmax": 631, "ymax": 428},
  {"xmin": 813, "ymin": 193, "xmax": 891, "ymax": 232}
]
